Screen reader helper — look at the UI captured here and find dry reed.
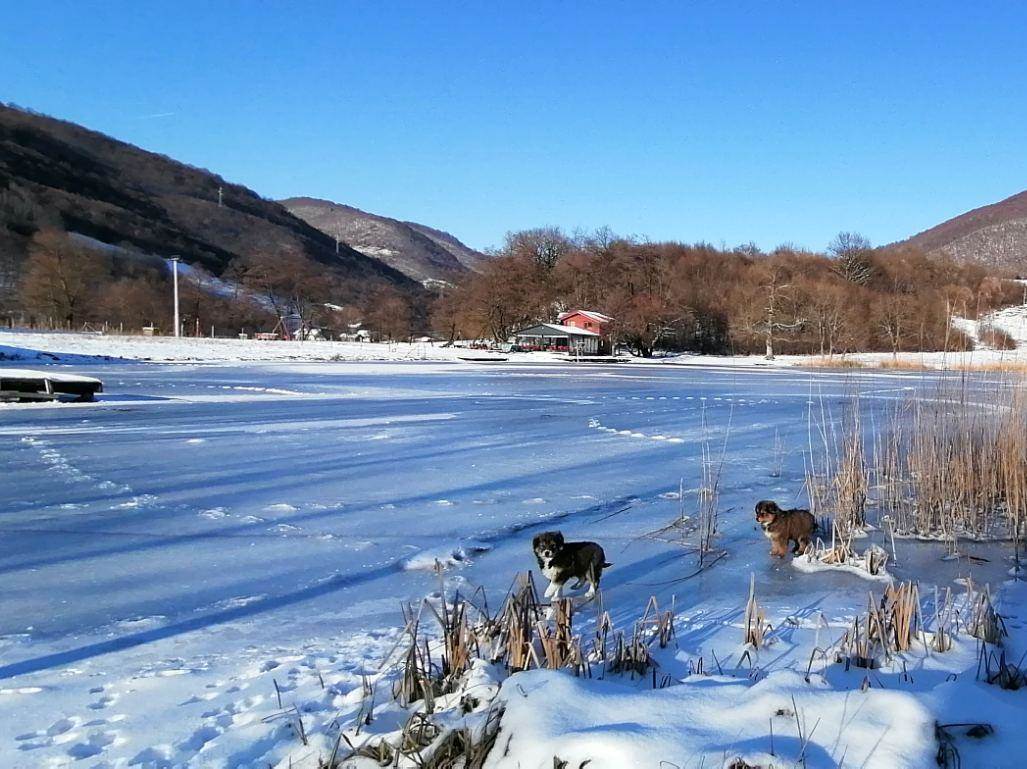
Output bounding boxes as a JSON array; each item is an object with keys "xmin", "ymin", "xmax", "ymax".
[
  {"xmin": 835, "ymin": 582, "xmax": 927, "ymax": 668},
  {"xmin": 809, "ymin": 376, "xmax": 1027, "ymax": 546},
  {"xmin": 743, "ymin": 574, "xmax": 772, "ymax": 647}
]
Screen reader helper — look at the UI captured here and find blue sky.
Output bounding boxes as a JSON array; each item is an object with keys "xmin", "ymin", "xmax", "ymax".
[{"xmin": 3, "ymin": 1, "xmax": 1026, "ymax": 252}]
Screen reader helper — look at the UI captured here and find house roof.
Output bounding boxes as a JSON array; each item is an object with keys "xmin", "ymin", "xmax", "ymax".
[
  {"xmin": 558, "ymin": 310, "xmax": 614, "ymax": 324},
  {"xmin": 515, "ymin": 323, "xmax": 601, "ymax": 337}
]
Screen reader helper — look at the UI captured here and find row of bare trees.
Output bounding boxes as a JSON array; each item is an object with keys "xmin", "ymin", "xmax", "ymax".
[
  {"xmin": 3, "ymin": 225, "xmax": 1017, "ymax": 355},
  {"xmin": 432, "ymin": 229, "xmax": 1019, "ymax": 357},
  {"xmin": 2, "ymin": 229, "xmax": 418, "ymax": 341}
]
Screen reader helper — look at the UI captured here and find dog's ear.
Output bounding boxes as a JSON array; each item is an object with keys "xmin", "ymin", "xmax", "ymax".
[
  {"xmin": 554, "ymin": 531, "xmax": 565, "ymax": 546},
  {"xmin": 532, "ymin": 534, "xmax": 543, "ymax": 550}
]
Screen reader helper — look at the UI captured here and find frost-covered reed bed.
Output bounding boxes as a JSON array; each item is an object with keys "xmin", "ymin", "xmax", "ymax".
[{"xmin": 807, "ymin": 376, "xmax": 1027, "ymax": 552}]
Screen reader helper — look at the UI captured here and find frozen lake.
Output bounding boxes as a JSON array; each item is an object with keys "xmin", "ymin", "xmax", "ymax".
[{"xmin": 0, "ymin": 361, "xmax": 1016, "ymax": 767}]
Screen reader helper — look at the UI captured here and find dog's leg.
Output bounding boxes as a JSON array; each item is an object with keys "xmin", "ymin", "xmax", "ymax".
[
  {"xmin": 545, "ymin": 581, "xmax": 565, "ymax": 618},
  {"xmin": 570, "ymin": 578, "xmax": 585, "ymax": 590}
]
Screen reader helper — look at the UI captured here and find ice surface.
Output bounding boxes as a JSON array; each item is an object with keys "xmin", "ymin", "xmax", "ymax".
[{"xmin": 0, "ymin": 359, "xmax": 1023, "ymax": 767}]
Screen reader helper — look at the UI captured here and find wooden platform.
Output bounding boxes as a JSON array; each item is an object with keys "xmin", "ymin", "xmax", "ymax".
[
  {"xmin": 561, "ymin": 355, "xmax": 628, "ymax": 364},
  {"xmin": 0, "ymin": 369, "xmax": 104, "ymax": 403}
]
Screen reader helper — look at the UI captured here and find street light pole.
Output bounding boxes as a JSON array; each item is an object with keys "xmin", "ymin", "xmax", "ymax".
[{"xmin": 169, "ymin": 256, "xmax": 181, "ymax": 338}]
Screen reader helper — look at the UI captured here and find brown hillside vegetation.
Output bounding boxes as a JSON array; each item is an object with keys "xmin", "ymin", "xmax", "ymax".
[
  {"xmin": 901, "ymin": 189, "xmax": 1027, "ymax": 274},
  {"xmin": 281, "ymin": 197, "xmax": 489, "ymax": 283},
  {"xmin": 0, "ymin": 103, "xmax": 420, "ymax": 302},
  {"xmin": 433, "ymin": 229, "xmax": 1021, "ymax": 357},
  {"xmin": 9, "ymin": 228, "xmax": 419, "ymax": 340}
]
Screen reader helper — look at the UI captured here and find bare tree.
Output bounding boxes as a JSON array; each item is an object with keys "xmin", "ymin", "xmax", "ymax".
[
  {"xmin": 872, "ymin": 295, "xmax": 912, "ymax": 360},
  {"xmin": 226, "ymin": 252, "xmax": 328, "ymax": 338},
  {"xmin": 803, "ymin": 281, "xmax": 850, "ymax": 357},
  {"xmin": 503, "ymin": 227, "xmax": 572, "ymax": 272},
  {"xmin": 365, "ymin": 287, "xmax": 412, "ymax": 341},
  {"xmin": 751, "ymin": 264, "xmax": 804, "ymax": 359},
  {"xmin": 828, "ymin": 232, "xmax": 875, "ymax": 286},
  {"xmin": 0, "ymin": 248, "xmax": 20, "ymax": 322},
  {"xmin": 21, "ymin": 229, "xmax": 110, "ymax": 327}
]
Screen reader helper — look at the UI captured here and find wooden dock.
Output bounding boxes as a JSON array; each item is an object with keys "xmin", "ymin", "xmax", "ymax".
[{"xmin": 0, "ymin": 369, "xmax": 103, "ymax": 403}]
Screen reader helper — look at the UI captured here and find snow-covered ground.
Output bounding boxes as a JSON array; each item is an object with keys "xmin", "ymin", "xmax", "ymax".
[
  {"xmin": 954, "ymin": 303, "xmax": 1027, "ymax": 350},
  {"xmin": 4, "ymin": 327, "xmax": 1027, "ymax": 369},
  {"xmin": 0, "ymin": 330, "xmax": 473, "ymax": 364},
  {"xmin": 1, "ymin": 354, "xmax": 1025, "ymax": 767}
]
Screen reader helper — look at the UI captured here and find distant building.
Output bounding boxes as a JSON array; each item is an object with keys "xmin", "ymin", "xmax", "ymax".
[
  {"xmin": 558, "ymin": 310, "xmax": 613, "ymax": 335},
  {"xmin": 514, "ymin": 322, "xmax": 602, "ymax": 355},
  {"xmin": 338, "ymin": 322, "xmax": 370, "ymax": 342},
  {"xmin": 556, "ymin": 310, "xmax": 614, "ymax": 354}
]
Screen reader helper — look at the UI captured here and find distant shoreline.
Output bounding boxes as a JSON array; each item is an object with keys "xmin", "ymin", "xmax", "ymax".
[{"xmin": 2, "ymin": 329, "xmax": 1025, "ymax": 372}]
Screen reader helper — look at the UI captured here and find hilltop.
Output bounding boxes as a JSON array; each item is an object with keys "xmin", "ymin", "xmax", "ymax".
[
  {"xmin": 281, "ymin": 196, "xmax": 489, "ymax": 284},
  {"xmin": 0, "ymin": 104, "xmax": 418, "ymax": 302}
]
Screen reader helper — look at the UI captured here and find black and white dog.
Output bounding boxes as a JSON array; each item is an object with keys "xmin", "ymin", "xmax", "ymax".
[{"xmin": 532, "ymin": 531, "xmax": 611, "ymax": 601}]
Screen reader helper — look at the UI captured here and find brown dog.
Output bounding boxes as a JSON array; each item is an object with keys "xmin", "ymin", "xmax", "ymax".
[{"xmin": 755, "ymin": 500, "xmax": 817, "ymax": 557}]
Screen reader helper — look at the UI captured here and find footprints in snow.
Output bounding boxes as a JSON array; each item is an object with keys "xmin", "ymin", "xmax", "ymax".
[
  {"xmin": 20, "ymin": 435, "xmax": 133, "ymax": 496},
  {"xmin": 11, "ymin": 631, "xmax": 407, "ymax": 767},
  {"xmin": 195, "ymin": 501, "xmax": 345, "ymax": 542},
  {"xmin": 588, "ymin": 417, "xmax": 685, "ymax": 443},
  {"xmin": 16, "ymin": 707, "xmax": 125, "ymax": 760}
]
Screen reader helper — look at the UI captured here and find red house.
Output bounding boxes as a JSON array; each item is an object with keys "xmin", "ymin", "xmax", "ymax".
[{"xmin": 557, "ymin": 310, "xmax": 613, "ymax": 353}]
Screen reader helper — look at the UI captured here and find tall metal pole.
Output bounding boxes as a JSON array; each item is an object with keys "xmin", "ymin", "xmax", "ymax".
[{"xmin": 170, "ymin": 256, "xmax": 181, "ymax": 338}]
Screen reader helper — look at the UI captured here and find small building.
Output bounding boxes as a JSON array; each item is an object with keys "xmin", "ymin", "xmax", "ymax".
[
  {"xmin": 557, "ymin": 310, "xmax": 614, "ymax": 354},
  {"xmin": 339, "ymin": 323, "xmax": 370, "ymax": 342},
  {"xmin": 514, "ymin": 323, "xmax": 602, "ymax": 355},
  {"xmin": 558, "ymin": 310, "xmax": 613, "ymax": 335}
]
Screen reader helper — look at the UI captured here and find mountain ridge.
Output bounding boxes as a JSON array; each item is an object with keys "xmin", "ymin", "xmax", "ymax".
[
  {"xmin": 0, "ymin": 103, "xmax": 420, "ymax": 301},
  {"xmin": 280, "ymin": 196, "xmax": 489, "ymax": 284},
  {"xmin": 899, "ymin": 188, "xmax": 1027, "ymax": 274}
]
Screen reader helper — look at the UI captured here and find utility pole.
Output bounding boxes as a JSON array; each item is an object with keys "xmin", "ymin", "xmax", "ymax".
[{"xmin": 169, "ymin": 256, "xmax": 181, "ymax": 337}]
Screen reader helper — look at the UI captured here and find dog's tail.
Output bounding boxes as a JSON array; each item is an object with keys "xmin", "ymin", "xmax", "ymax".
[{"xmin": 602, "ymin": 561, "xmax": 613, "ymax": 568}]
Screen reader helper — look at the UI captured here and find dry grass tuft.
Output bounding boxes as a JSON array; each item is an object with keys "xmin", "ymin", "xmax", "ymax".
[
  {"xmin": 536, "ymin": 599, "xmax": 583, "ymax": 671},
  {"xmin": 964, "ymin": 581, "xmax": 1007, "ymax": 646},
  {"xmin": 877, "ymin": 358, "xmax": 935, "ymax": 370},
  {"xmin": 977, "ymin": 646, "xmax": 1027, "ymax": 690},
  {"xmin": 977, "ymin": 324, "xmax": 1018, "ymax": 351},
  {"xmin": 836, "ymin": 582, "xmax": 925, "ymax": 668},
  {"xmin": 929, "ymin": 586, "xmax": 956, "ymax": 653},
  {"xmin": 743, "ymin": 573, "xmax": 772, "ymax": 647},
  {"xmin": 954, "ymin": 359, "xmax": 1027, "ymax": 373},
  {"xmin": 882, "ymin": 581, "xmax": 921, "ymax": 652},
  {"xmin": 805, "ymin": 356, "xmax": 868, "ymax": 369}
]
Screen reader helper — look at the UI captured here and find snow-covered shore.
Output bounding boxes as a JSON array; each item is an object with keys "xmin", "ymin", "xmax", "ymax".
[{"xmin": 3, "ymin": 328, "xmax": 1027, "ymax": 370}]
